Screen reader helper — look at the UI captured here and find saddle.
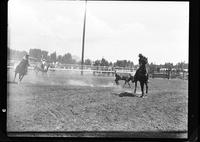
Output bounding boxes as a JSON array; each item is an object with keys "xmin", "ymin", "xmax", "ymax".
[{"xmin": 136, "ymin": 65, "xmax": 148, "ymax": 77}]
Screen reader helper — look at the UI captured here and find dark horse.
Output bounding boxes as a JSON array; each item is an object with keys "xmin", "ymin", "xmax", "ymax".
[
  {"xmin": 34, "ymin": 62, "xmax": 50, "ymax": 74},
  {"xmin": 132, "ymin": 64, "xmax": 149, "ymax": 97},
  {"xmin": 115, "ymin": 71, "xmax": 134, "ymax": 88},
  {"xmin": 13, "ymin": 59, "xmax": 29, "ymax": 83}
]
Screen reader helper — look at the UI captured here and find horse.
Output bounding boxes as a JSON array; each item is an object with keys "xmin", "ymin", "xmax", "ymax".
[
  {"xmin": 34, "ymin": 62, "xmax": 50, "ymax": 74},
  {"xmin": 132, "ymin": 64, "xmax": 149, "ymax": 97},
  {"xmin": 13, "ymin": 60, "xmax": 29, "ymax": 83},
  {"xmin": 115, "ymin": 71, "xmax": 134, "ymax": 88}
]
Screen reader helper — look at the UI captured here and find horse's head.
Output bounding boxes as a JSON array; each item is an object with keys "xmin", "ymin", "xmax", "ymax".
[{"xmin": 115, "ymin": 72, "xmax": 121, "ymax": 78}]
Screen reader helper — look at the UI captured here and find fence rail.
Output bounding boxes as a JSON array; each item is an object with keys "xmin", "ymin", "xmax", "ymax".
[
  {"xmin": 7, "ymin": 60, "xmax": 188, "ymax": 79},
  {"xmin": 7, "ymin": 65, "xmax": 136, "ymax": 76}
]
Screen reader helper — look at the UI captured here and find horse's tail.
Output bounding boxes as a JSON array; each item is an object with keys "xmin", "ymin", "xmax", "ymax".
[{"xmin": 146, "ymin": 73, "xmax": 149, "ymax": 83}]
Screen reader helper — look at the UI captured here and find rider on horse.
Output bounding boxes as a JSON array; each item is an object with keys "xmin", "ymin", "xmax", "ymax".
[
  {"xmin": 132, "ymin": 54, "xmax": 149, "ymax": 97},
  {"xmin": 136, "ymin": 53, "xmax": 148, "ymax": 76},
  {"xmin": 40, "ymin": 55, "xmax": 46, "ymax": 70},
  {"xmin": 139, "ymin": 54, "xmax": 148, "ymax": 67}
]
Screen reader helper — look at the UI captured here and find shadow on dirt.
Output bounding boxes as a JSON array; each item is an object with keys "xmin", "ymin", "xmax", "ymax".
[
  {"xmin": 7, "ymin": 130, "xmax": 188, "ymax": 138},
  {"xmin": 7, "ymin": 81, "xmax": 17, "ymax": 84},
  {"xmin": 113, "ymin": 92, "xmax": 141, "ymax": 98}
]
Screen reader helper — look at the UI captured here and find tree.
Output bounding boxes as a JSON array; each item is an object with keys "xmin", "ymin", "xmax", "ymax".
[
  {"xmin": 8, "ymin": 48, "xmax": 27, "ymax": 59},
  {"xmin": 114, "ymin": 60, "xmax": 127, "ymax": 67},
  {"xmin": 71, "ymin": 59, "xmax": 76, "ymax": 64},
  {"xmin": 29, "ymin": 49, "xmax": 42, "ymax": 61},
  {"xmin": 61, "ymin": 53, "xmax": 76, "ymax": 64},
  {"xmin": 100, "ymin": 58, "xmax": 109, "ymax": 66},
  {"xmin": 94, "ymin": 60, "xmax": 101, "ymax": 66},
  {"xmin": 130, "ymin": 61, "xmax": 134, "ymax": 68},
  {"xmin": 109, "ymin": 62, "xmax": 113, "ymax": 66},
  {"xmin": 85, "ymin": 59, "xmax": 92, "ymax": 65},
  {"xmin": 175, "ymin": 62, "xmax": 188, "ymax": 72},
  {"xmin": 41, "ymin": 50, "xmax": 48, "ymax": 59},
  {"xmin": 149, "ymin": 62, "xmax": 157, "ymax": 74},
  {"xmin": 57, "ymin": 55, "xmax": 62, "ymax": 63},
  {"xmin": 164, "ymin": 62, "xmax": 173, "ymax": 70},
  {"xmin": 50, "ymin": 52, "xmax": 57, "ymax": 63}
]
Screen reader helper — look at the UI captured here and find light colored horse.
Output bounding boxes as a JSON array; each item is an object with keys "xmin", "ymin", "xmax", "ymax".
[{"xmin": 34, "ymin": 62, "xmax": 50, "ymax": 74}]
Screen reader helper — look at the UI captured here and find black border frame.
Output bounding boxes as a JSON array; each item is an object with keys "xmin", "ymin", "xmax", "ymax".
[{"xmin": 1, "ymin": 0, "xmax": 199, "ymax": 141}]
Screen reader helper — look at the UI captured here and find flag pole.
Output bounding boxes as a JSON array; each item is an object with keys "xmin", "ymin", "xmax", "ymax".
[{"xmin": 81, "ymin": 0, "xmax": 87, "ymax": 75}]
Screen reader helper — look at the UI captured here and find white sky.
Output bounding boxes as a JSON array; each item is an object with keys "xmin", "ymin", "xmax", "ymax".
[{"xmin": 8, "ymin": 0, "xmax": 189, "ymax": 64}]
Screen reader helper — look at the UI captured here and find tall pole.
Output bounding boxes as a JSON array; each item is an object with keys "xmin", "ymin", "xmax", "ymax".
[{"xmin": 81, "ymin": 0, "xmax": 87, "ymax": 75}]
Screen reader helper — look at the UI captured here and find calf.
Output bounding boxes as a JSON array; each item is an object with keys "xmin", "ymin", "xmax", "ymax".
[{"xmin": 115, "ymin": 72, "xmax": 134, "ymax": 87}]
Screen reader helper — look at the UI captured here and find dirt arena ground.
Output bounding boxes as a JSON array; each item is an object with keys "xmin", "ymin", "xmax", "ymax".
[{"xmin": 7, "ymin": 69, "xmax": 188, "ymax": 138}]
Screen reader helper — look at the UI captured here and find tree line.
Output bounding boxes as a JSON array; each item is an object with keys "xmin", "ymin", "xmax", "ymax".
[
  {"xmin": 8, "ymin": 48, "xmax": 188, "ymax": 71},
  {"xmin": 8, "ymin": 48, "xmax": 76, "ymax": 64},
  {"xmin": 148, "ymin": 62, "xmax": 188, "ymax": 73}
]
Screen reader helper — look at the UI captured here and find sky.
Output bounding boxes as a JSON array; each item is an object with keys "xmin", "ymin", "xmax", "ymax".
[{"xmin": 8, "ymin": 0, "xmax": 189, "ymax": 64}]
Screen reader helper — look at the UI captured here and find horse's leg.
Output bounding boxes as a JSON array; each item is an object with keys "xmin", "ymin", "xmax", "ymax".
[
  {"xmin": 140, "ymin": 81, "xmax": 144, "ymax": 97},
  {"xmin": 123, "ymin": 80, "xmax": 127, "ymax": 88},
  {"xmin": 17, "ymin": 74, "xmax": 21, "ymax": 84},
  {"xmin": 134, "ymin": 81, "xmax": 137, "ymax": 94},
  {"xmin": 13, "ymin": 72, "xmax": 17, "ymax": 82},
  {"xmin": 116, "ymin": 80, "xmax": 119, "ymax": 85},
  {"xmin": 128, "ymin": 81, "xmax": 131, "ymax": 88},
  {"xmin": 145, "ymin": 82, "xmax": 148, "ymax": 94},
  {"xmin": 19, "ymin": 75, "xmax": 22, "ymax": 81},
  {"xmin": 115, "ymin": 79, "xmax": 118, "ymax": 85},
  {"xmin": 20, "ymin": 74, "xmax": 24, "ymax": 82}
]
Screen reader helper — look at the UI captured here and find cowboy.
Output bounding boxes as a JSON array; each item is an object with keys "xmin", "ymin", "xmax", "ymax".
[
  {"xmin": 135, "ymin": 53, "xmax": 148, "ymax": 76},
  {"xmin": 40, "ymin": 56, "xmax": 46, "ymax": 70},
  {"xmin": 138, "ymin": 54, "xmax": 148, "ymax": 67}
]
